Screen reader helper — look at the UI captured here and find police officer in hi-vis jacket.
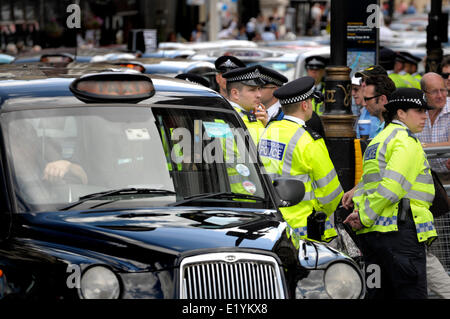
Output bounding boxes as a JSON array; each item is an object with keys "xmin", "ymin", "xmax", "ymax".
[
  {"xmin": 344, "ymin": 88, "xmax": 437, "ymax": 299},
  {"xmin": 258, "ymin": 76, "xmax": 343, "ymax": 242}
]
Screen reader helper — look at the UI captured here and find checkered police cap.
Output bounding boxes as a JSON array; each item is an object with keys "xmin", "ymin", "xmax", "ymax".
[
  {"xmin": 385, "ymin": 88, "xmax": 434, "ymax": 111},
  {"xmin": 258, "ymin": 65, "xmax": 288, "ymax": 87},
  {"xmin": 222, "ymin": 65, "xmax": 266, "ymax": 86},
  {"xmin": 273, "ymin": 76, "xmax": 316, "ymax": 105}
]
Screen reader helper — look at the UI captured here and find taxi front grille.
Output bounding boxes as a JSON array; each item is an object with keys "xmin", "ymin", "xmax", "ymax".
[{"xmin": 179, "ymin": 252, "xmax": 285, "ymax": 299}]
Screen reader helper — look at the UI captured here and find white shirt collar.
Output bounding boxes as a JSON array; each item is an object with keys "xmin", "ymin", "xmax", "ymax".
[
  {"xmin": 283, "ymin": 115, "xmax": 306, "ymax": 126},
  {"xmin": 392, "ymin": 119, "xmax": 408, "ymax": 128},
  {"xmin": 267, "ymin": 101, "xmax": 281, "ymax": 119}
]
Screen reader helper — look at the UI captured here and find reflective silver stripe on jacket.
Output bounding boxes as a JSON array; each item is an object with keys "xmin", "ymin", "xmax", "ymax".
[
  {"xmin": 316, "ymin": 183, "xmax": 343, "ymax": 205},
  {"xmin": 312, "ymin": 170, "xmax": 338, "ymax": 189},
  {"xmin": 405, "ymin": 190, "xmax": 435, "ymax": 203},
  {"xmin": 281, "ymin": 127, "xmax": 305, "ymax": 176},
  {"xmin": 377, "ymin": 128, "xmax": 402, "ymax": 171}
]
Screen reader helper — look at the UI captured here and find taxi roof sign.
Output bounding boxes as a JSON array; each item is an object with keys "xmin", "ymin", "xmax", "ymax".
[{"xmin": 69, "ymin": 73, "xmax": 155, "ymax": 103}]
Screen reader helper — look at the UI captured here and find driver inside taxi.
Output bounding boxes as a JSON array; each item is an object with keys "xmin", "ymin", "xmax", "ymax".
[{"xmin": 9, "ymin": 121, "xmax": 88, "ymax": 185}]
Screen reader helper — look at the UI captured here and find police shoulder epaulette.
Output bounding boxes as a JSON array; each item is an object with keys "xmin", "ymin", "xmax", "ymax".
[
  {"xmin": 406, "ymin": 129, "xmax": 417, "ymax": 141},
  {"xmin": 304, "ymin": 125, "xmax": 322, "ymax": 140}
]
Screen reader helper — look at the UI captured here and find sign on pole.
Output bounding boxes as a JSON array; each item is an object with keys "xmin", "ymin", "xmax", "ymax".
[{"xmin": 346, "ymin": 0, "xmax": 379, "ymax": 76}]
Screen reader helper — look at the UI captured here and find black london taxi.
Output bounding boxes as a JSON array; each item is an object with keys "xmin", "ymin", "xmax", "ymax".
[{"xmin": 0, "ymin": 65, "xmax": 364, "ymax": 300}]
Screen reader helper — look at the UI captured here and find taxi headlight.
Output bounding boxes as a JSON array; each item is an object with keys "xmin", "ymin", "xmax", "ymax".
[
  {"xmin": 324, "ymin": 262, "xmax": 362, "ymax": 299},
  {"xmin": 80, "ymin": 266, "xmax": 120, "ymax": 299}
]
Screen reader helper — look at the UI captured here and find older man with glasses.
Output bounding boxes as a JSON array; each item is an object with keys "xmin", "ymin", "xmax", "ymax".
[{"xmin": 417, "ymin": 72, "xmax": 450, "ymax": 183}]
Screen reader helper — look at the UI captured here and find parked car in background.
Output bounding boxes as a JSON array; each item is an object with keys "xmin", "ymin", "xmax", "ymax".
[{"xmin": 189, "ymin": 46, "xmax": 330, "ymax": 82}]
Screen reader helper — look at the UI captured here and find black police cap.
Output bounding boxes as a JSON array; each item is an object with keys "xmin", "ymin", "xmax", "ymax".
[
  {"xmin": 175, "ymin": 73, "xmax": 210, "ymax": 88},
  {"xmin": 273, "ymin": 76, "xmax": 318, "ymax": 105},
  {"xmin": 222, "ymin": 65, "xmax": 266, "ymax": 87},
  {"xmin": 355, "ymin": 65, "xmax": 388, "ymax": 78},
  {"xmin": 399, "ymin": 51, "xmax": 421, "ymax": 65},
  {"xmin": 379, "ymin": 46, "xmax": 396, "ymax": 70},
  {"xmin": 305, "ymin": 56, "xmax": 327, "ymax": 69},
  {"xmin": 385, "ymin": 88, "xmax": 434, "ymax": 112},
  {"xmin": 258, "ymin": 65, "xmax": 288, "ymax": 87},
  {"xmin": 214, "ymin": 55, "xmax": 246, "ymax": 73}
]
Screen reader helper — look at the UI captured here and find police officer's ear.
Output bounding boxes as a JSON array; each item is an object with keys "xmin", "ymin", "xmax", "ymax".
[
  {"xmin": 301, "ymin": 99, "xmax": 310, "ymax": 112},
  {"xmin": 229, "ymin": 86, "xmax": 240, "ymax": 100}
]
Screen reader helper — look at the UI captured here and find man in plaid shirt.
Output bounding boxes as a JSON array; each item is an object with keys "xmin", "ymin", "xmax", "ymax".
[{"xmin": 417, "ymin": 72, "xmax": 450, "ymax": 183}]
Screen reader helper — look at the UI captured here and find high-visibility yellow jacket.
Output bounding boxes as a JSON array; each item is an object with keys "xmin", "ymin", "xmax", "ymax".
[
  {"xmin": 403, "ymin": 73, "xmax": 421, "ymax": 89},
  {"xmin": 258, "ymin": 117, "xmax": 343, "ymax": 241},
  {"xmin": 312, "ymin": 84, "xmax": 325, "ymax": 115},
  {"xmin": 233, "ymin": 106, "xmax": 266, "ymax": 144},
  {"xmin": 389, "ymin": 73, "xmax": 413, "ymax": 88},
  {"xmin": 353, "ymin": 121, "xmax": 437, "ymax": 245}
]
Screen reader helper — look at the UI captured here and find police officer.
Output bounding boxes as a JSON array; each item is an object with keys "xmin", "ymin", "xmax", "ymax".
[
  {"xmin": 344, "ymin": 88, "xmax": 437, "ymax": 299},
  {"xmin": 258, "ymin": 76, "xmax": 343, "ymax": 242},
  {"xmin": 222, "ymin": 65, "xmax": 268, "ymax": 144},
  {"xmin": 214, "ymin": 55, "xmax": 246, "ymax": 100},
  {"xmin": 258, "ymin": 65, "xmax": 288, "ymax": 122},
  {"xmin": 305, "ymin": 55, "xmax": 328, "ymax": 115},
  {"xmin": 392, "ymin": 52, "xmax": 415, "ymax": 88},
  {"xmin": 400, "ymin": 51, "xmax": 422, "ymax": 88}
]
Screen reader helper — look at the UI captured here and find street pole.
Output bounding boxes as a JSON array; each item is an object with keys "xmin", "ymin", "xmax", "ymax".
[
  {"xmin": 321, "ymin": 0, "xmax": 356, "ymax": 192},
  {"xmin": 426, "ymin": 0, "xmax": 446, "ymax": 73},
  {"xmin": 321, "ymin": 0, "xmax": 354, "ymax": 138}
]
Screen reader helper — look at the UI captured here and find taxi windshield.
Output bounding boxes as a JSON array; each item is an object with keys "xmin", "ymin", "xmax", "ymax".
[{"xmin": 3, "ymin": 106, "xmax": 269, "ymax": 212}]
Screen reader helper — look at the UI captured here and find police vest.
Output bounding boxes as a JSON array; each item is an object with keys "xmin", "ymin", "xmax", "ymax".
[
  {"xmin": 258, "ymin": 119, "xmax": 343, "ymax": 242},
  {"xmin": 403, "ymin": 73, "xmax": 421, "ymax": 89},
  {"xmin": 353, "ymin": 122, "xmax": 437, "ymax": 244},
  {"xmin": 389, "ymin": 73, "xmax": 413, "ymax": 88},
  {"xmin": 234, "ymin": 107, "xmax": 266, "ymax": 144},
  {"xmin": 312, "ymin": 84, "xmax": 325, "ymax": 115}
]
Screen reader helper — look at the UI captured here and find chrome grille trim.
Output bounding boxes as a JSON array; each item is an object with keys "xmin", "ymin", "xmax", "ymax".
[{"xmin": 179, "ymin": 252, "xmax": 285, "ymax": 299}]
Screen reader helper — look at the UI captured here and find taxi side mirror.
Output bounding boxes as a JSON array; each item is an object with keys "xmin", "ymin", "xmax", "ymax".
[{"xmin": 272, "ymin": 178, "xmax": 305, "ymax": 207}]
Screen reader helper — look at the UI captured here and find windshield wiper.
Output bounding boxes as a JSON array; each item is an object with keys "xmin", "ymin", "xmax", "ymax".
[
  {"xmin": 169, "ymin": 192, "xmax": 266, "ymax": 207},
  {"xmin": 60, "ymin": 188, "xmax": 176, "ymax": 211}
]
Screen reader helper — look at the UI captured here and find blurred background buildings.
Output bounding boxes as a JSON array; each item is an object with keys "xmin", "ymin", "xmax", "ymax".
[{"xmin": 0, "ymin": 0, "xmax": 448, "ymax": 54}]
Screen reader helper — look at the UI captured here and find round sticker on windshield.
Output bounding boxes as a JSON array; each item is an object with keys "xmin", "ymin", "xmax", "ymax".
[
  {"xmin": 242, "ymin": 181, "xmax": 257, "ymax": 194},
  {"xmin": 236, "ymin": 164, "xmax": 250, "ymax": 177}
]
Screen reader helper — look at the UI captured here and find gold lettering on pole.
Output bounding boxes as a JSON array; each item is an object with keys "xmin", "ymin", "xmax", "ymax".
[
  {"xmin": 337, "ymin": 84, "xmax": 352, "ymax": 107},
  {"xmin": 325, "ymin": 89, "xmax": 336, "ymax": 103}
]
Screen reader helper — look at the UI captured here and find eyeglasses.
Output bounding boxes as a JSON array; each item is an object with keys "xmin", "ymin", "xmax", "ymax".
[
  {"xmin": 363, "ymin": 94, "xmax": 381, "ymax": 102},
  {"xmin": 441, "ymin": 73, "xmax": 449, "ymax": 80},
  {"xmin": 424, "ymin": 88, "xmax": 449, "ymax": 96}
]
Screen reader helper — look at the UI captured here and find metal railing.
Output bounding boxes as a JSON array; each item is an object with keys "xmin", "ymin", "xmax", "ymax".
[{"xmin": 423, "ymin": 146, "xmax": 450, "ymax": 274}]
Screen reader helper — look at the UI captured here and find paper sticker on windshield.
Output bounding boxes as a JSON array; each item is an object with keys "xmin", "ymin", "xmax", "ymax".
[
  {"xmin": 203, "ymin": 121, "xmax": 233, "ymax": 138},
  {"xmin": 242, "ymin": 181, "xmax": 256, "ymax": 194},
  {"xmin": 125, "ymin": 128, "xmax": 150, "ymax": 140},
  {"xmin": 236, "ymin": 164, "xmax": 250, "ymax": 177}
]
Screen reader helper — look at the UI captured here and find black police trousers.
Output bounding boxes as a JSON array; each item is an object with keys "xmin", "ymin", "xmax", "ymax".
[{"xmin": 357, "ymin": 211, "xmax": 427, "ymax": 299}]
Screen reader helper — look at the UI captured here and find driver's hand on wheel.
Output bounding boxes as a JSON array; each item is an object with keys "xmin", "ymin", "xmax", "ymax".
[{"xmin": 44, "ymin": 160, "xmax": 88, "ymax": 184}]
